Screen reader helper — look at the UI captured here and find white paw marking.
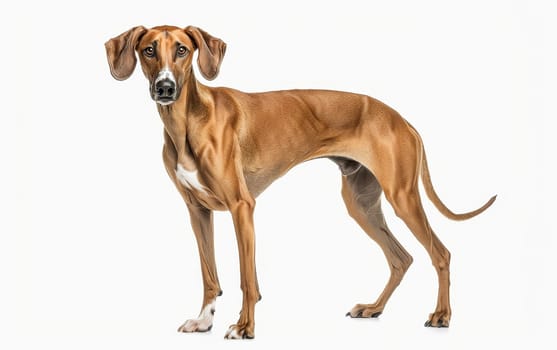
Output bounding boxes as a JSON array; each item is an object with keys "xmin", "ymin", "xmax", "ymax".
[
  {"xmin": 224, "ymin": 326, "xmax": 241, "ymax": 339},
  {"xmin": 176, "ymin": 164, "xmax": 207, "ymax": 194},
  {"xmin": 178, "ymin": 300, "xmax": 215, "ymax": 332}
]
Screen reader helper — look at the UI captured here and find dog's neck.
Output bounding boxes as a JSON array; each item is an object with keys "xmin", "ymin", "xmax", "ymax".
[{"xmin": 157, "ymin": 71, "xmax": 211, "ymax": 171}]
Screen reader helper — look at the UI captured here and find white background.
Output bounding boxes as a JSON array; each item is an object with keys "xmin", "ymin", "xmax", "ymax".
[{"xmin": 7, "ymin": 0, "xmax": 555, "ymax": 349}]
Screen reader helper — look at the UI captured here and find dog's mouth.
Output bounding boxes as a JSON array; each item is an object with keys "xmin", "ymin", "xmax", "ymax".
[{"xmin": 155, "ymin": 96, "xmax": 176, "ymax": 106}]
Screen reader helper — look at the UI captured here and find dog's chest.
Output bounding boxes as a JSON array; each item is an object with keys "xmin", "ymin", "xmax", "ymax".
[
  {"xmin": 175, "ymin": 164, "xmax": 207, "ymax": 194},
  {"xmin": 174, "ymin": 163, "xmax": 226, "ymax": 210}
]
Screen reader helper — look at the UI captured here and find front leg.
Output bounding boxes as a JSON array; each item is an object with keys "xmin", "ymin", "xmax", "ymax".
[
  {"xmin": 177, "ymin": 203, "xmax": 222, "ymax": 333},
  {"xmin": 163, "ymin": 142, "xmax": 222, "ymax": 333},
  {"xmin": 224, "ymin": 197, "xmax": 259, "ymax": 339}
]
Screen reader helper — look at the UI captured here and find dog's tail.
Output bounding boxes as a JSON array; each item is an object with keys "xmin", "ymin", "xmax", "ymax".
[{"xmin": 420, "ymin": 147, "xmax": 496, "ymax": 221}]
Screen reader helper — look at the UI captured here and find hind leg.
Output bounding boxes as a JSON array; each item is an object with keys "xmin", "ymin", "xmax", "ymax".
[
  {"xmin": 376, "ymin": 128, "xmax": 452, "ymax": 327},
  {"xmin": 357, "ymin": 114, "xmax": 453, "ymax": 327},
  {"xmin": 350, "ymin": 105, "xmax": 454, "ymax": 326},
  {"xmin": 336, "ymin": 161, "xmax": 413, "ymax": 318}
]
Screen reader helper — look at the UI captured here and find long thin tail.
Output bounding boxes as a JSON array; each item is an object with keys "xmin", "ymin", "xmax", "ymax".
[{"xmin": 420, "ymin": 147, "xmax": 496, "ymax": 221}]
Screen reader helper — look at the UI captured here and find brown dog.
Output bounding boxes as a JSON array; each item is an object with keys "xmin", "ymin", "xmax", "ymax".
[{"xmin": 105, "ymin": 25, "xmax": 495, "ymax": 339}]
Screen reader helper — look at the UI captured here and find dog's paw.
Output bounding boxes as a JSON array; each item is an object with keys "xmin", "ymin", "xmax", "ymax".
[
  {"xmin": 424, "ymin": 310, "xmax": 451, "ymax": 328},
  {"xmin": 224, "ymin": 324, "xmax": 254, "ymax": 339},
  {"xmin": 178, "ymin": 318, "xmax": 213, "ymax": 333},
  {"xmin": 177, "ymin": 301, "xmax": 215, "ymax": 333},
  {"xmin": 346, "ymin": 303, "xmax": 383, "ymax": 318}
]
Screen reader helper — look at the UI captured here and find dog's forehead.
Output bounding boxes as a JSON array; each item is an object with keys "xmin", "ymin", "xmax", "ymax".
[{"xmin": 140, "ymin": 26, "xmax": 193, "ymax": 47}]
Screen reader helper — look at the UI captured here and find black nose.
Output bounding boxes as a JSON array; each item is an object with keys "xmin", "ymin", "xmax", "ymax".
[{"xmin": 155, "ymin": 79, "xmax": 176, "ymax": 99}]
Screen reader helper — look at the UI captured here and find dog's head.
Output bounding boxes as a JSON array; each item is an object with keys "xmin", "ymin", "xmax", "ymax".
[{"xmin": 105, "ymin": 25, "xmax": 226, "ymax": 106}]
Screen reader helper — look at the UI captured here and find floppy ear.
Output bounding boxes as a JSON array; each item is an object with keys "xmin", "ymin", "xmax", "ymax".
[
  {"xmin": 185, "ymin": 26, "xmax": 226, "ymax": 81},
  {"xmin": 105, "ymin": 26, "xmax": 147, "ymax": 81}
]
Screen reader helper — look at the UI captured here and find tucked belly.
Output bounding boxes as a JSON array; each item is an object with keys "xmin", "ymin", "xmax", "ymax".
[
  {"xmin": 243, "ymin": 167, "xmax": 285, "ymax": 198},
  {"xmin": 241, "ymin": 142, "xmax": 359, "ymax": 198}
]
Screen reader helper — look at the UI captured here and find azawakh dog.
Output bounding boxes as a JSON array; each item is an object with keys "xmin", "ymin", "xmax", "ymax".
[{"xmin": 105, "ymin": 25, "xmax": 496, "ymax": 339}]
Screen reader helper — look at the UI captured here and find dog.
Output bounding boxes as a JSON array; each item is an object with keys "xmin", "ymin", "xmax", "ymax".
[{"xmin": 105, "ymin": 25, "xmax": 495, "ymax": 339}]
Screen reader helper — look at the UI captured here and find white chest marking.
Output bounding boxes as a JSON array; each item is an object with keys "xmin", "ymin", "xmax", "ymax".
[{"xmin": 176, "ymin": 164, "xmax": 207, "ymax": 194}]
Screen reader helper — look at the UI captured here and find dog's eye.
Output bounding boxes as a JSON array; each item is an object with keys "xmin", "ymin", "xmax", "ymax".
[
  {"xmin": 177, "ymin": 46, "xmax": 188, "ymax": 57},
  {"xmin": 143, "ymin": 46, "xmax": 155, "ymax": 57}
]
